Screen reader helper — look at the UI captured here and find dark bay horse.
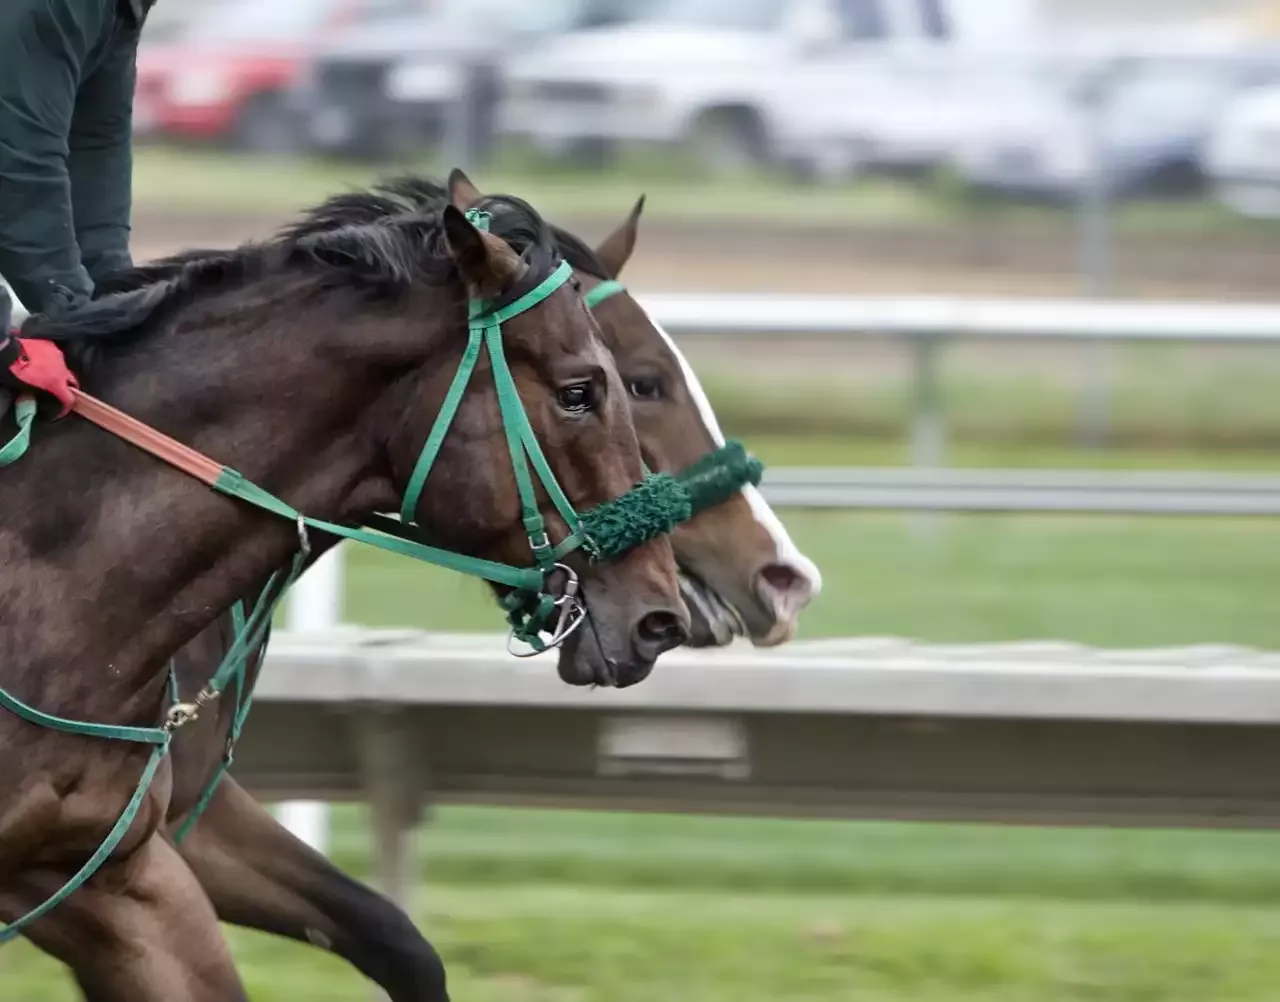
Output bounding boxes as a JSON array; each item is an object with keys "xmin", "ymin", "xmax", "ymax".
[
  {"xmin": 68, "ymin": 173, "xmax": 822, "ymax": 1002},
  {"xmin": 0, "ymin": 185, "xmax": 693, "ymax": 999}
]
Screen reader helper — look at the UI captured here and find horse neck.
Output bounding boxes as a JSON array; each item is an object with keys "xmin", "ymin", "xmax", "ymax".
[{"xmin": 0, "ymin": 280, "xmax": 451, "ymax": 723}]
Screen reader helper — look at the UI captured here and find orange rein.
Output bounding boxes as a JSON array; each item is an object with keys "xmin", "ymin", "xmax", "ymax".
[{"xmin": 71, "ymin": 390, "xmax": 223, "ymax": 486}]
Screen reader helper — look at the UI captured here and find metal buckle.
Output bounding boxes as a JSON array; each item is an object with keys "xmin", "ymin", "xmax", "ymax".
[
  {"xmin": 506, "ymin": 563, "xmax": 587, "ymax": 658},
  {"xmin": 528, "ymin": 529, "xmax": 552, "ymax": 561},
  {"xmin": 163, "ymin": 686, "xmax": 218, "ymax": 732}
]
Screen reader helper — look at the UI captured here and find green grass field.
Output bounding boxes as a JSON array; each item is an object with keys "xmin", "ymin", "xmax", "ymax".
[{"xmin": 8, "ymin": 807, "xmax": 1280, "ymax": 1000}]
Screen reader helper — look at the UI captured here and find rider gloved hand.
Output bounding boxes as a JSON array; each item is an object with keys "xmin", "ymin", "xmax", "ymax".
[{"xmin": 0, "ymin": 286, "xmax": 78, "ymax": 418}]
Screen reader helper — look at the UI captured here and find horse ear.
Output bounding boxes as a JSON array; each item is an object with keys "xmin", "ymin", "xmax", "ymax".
[
  {"xmin": 442, "ymin": 204, "xmax": 521, "ymax": 297},
  {"xmin": 448, "ymin": 167, "xmax": 484, "ymax": 210},
  {"xmin": 594, "ymin": 195, "xmax": 645, "ymax": 278}
]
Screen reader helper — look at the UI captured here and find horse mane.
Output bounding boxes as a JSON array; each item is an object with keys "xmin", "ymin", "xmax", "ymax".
[{"xmin": 21, "ymin": 174, "xmax": 558, "ymax": 371}]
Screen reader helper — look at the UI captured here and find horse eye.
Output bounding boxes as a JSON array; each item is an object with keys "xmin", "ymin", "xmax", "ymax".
[
  {"xmin": 627, "ymin": 377, "xmax": 663, "ymax": 401},
  {"xmin": 556, "ymin": 381, "xmax": 596, "ymax": 413}
]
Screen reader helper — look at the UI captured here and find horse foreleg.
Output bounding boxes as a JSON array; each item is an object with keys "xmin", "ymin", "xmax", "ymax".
[
  {"xmin": 174, "ymin": 777, "xmax": 449, "ymax": 1002},
  {"xmin": 9, "ymin": 834, "xmax": 248, "ymax": 1002}
]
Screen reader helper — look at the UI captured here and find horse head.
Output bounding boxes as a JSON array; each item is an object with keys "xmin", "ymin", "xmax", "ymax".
[{"xmin": 447, "ymin": 170, "xmax": 822, "ymax": 648}]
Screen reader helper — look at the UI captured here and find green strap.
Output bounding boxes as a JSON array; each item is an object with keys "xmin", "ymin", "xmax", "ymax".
[
  {"xmin": 467, "ymin": 261, "xmax": 586, "ymax": 545},
  {"xmin": 583, "ymin": 279, "xmax": 626, "ymax": 309},
  {"xmin": 483, "ymin": 318, "xmax": 553, "ymax": 559},
  {"xmin": 0, "ymin": 684, "xmax": 169, "ymax": 745},
  {"xmin": 214, "ymin": 469, "xmax": 546, "ymax": 592},
  {"xmin": 482, "ymin": 318, "xmax": 584, "ymax": 547},
  {"xmin": 171, "ymin": 761, "xmax": 223, "ymax": 845},
  {"xmin": 0, "ymin": 396, "xmax": 36, "ymax": 468},
  {"xmin": 171, "ymin": 601, "xmax": 256, "ymax": 845},
  {"xmin": 0, "ymin": 740, "xmax": 169, "ymax": 943},
  {"xmin": 203, "ymin": 563, "xmax": 297, "ymax": 700},
  {"xmin": 399, "ymin": 324, "xmax": 484, "ymax": 523}
]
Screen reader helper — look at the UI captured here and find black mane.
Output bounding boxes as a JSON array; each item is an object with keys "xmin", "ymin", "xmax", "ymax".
[
  {"xmin": 21, "ymin": 174, "xmax": 558, "ymax": 367},
  {"xmin": 280, "ymin": 174, "xmax": 613, "ymax": 280}
]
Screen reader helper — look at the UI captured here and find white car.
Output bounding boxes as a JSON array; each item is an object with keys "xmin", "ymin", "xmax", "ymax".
[
  {"xmin": 953, "ymin": 52, "xmax": 1269, "ymax": 202},
  {"xmin": 771, "ymin": 45, "xmax": 1043, "ymax": 182},
  {"xmin": 498, "ymin": 0, "xmax": 793, "ymax": 171},
  {"xmin": 498, "ymin": 0, "xmax": 1047, "ymax": 174},
  {"xmin": 1202, "ymin": 84, "xmax": 1280, "ymax": 218}
]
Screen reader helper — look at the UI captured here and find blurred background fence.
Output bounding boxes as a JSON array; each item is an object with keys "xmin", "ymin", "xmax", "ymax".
[{"xmin": 10, "ymin": 1, "xmax": 1280, "ymax": 999}]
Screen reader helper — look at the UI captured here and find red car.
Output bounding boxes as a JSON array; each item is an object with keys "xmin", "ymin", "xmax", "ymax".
[{"xmin": 134, "ymin": 0, "xmax": 409, "ymax": 154}]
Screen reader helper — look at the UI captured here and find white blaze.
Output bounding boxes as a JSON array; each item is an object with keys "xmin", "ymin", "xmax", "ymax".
[{"xmin": 637, "ymin": 304, "xmax": 823, "ymax": 596}]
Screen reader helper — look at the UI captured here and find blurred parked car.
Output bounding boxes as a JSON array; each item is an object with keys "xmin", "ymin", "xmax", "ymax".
[
  {"xmin": 498, "ymin": 0, "xmax": 865, "ymax": 172},
  {"xmin": 953, "ymin": 49, "xmax": 1280, "ymax": 202},
  {"xmin": 1203, "ymin": 84, "xmax": 1280, "ymax": 217},
  {"xmin": 498, "ymin": 0, "xmax": 1055, "ymax": 175},
  {"xmin": 133, "ymin": 0, "xmax": 416, "ymax": 155},
  {"xmin": 771, "ymin": 45, "xmax": 1014, "ymax": 183},
  {"xmin": 294, "ymin": 0, "xmax": 642, "ymax": 161}
]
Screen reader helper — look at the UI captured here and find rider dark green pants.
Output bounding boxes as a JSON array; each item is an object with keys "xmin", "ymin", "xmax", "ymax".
[{"xmin": 0, "ymin": 0, "xmax": 153, "ymax": 316}]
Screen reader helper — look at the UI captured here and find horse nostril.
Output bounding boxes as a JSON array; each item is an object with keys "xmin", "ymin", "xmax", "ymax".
[
  {"xmin": 756, "ymin": 562, "xmax": 815, "ymax": 611},
  {"xmin": 635, "ymin": 609, "xmax": 689, "ymax": 658}
]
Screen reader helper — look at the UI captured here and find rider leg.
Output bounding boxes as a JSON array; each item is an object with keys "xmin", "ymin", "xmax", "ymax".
[
  {"xmin": 175, "ymin": 778, "xmax": 449, "ymax": 1002},
  {"xmin": 6, "ymin": 834, "xmax": 248, "ymax": 1002}
]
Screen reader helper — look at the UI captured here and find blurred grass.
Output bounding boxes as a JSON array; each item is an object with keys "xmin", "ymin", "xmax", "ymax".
[
  {"xmin": 12, "ymin": 888, "xmax": 1280, "ymax": 1001},
  {"xmin": 131, "ymin": 145, "xmax": 1277, "ymax": 235},
  {"xmin": 694, "ymin": 344, "xmax": 1280, "ymax": 452},
  {"xmin": 9, "ymin": 806, "xmax": 1280, "ymax": 999},
  {"xmin": 327, "ymin": 806, "xmax": 1280, "ymax": 906}
]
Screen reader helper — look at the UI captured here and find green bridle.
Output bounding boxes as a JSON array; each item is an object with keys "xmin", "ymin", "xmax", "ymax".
[
  {"xmin": 214, "ymin": 220, "xmax": 702, "ymax": 656},
  {"xmin": 381, "ymin": 249, "xmax": 627, "ymax": 654},
  {"xmin": 371, "ymin": 214, "xmax": 694, "ymax": 654}
]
